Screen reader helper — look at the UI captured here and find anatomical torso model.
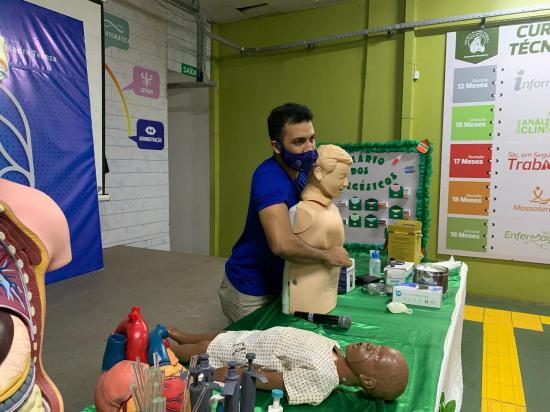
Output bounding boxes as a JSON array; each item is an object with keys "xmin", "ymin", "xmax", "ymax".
[{"xmin": 0, "ymin": 178, "xmax": 71, "ymax": 412}]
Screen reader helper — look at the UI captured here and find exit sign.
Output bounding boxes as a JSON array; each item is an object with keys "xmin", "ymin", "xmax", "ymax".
[{"xmin": 181, "ymin": 63, "xmax": 197, "ymax": 78}]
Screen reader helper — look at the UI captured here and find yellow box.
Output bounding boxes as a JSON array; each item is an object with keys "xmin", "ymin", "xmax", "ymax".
[{"xmin": 388, "ymin": 220, "xmax": 422, "ymax": 263}]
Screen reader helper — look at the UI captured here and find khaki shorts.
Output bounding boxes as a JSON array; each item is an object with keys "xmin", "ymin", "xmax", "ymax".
[{"xmin": 218, "ymin": 274, "xmax": 275, "ymax": 324}]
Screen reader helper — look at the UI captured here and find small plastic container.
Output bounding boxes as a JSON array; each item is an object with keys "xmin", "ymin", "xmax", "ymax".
[
  {"xmin": 369, "ymin": 250, "xmax": 381, "ymax": 277},
  {"xmin": 268, "ymin": 389, "xmax": 284, "ymax": 412}
]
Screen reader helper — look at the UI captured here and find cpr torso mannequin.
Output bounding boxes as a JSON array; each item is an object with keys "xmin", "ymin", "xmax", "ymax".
[
  {"xmin": 0, "ymin": 178, "xmax": 71, "ymax": 411},
  {"xmin": 282, "ymin": 145, "xmax": 352, "ymax": 314}
]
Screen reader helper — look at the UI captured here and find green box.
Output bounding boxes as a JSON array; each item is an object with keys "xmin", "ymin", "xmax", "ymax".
[
  {"xmin": 389, "ymin": 205, "xmax": 404, "ymax": 219},
  {"xmin": 348, "ymin": 213, "xmax": 362, "ymax": 228},
  {"xmin": 365, "ymin": 214, "xmax": 378, "ymax": 228},
  {"xmin": 348, "ymin": 196, "xmax": 362, "ymax": 211},
  {"xmin": 365, "ymin": 198, "xmax": 378, "ymax": 211}
]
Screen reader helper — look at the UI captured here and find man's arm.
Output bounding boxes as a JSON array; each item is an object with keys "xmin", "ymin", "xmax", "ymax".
[{"xmin": 259, "ymin": 203, "xmax": 351, "ymax": 267}]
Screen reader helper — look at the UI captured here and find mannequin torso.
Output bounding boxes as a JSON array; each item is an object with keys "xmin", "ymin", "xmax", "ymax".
[
  {"xmin": 283, "ymin": 145, "xmax": 352, "ymax": 315},
  {"xmin": 288, "ymin": 200, "xmax": 344, "ymax": 313}
]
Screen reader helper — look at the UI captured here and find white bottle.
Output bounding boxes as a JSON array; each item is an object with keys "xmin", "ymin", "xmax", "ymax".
[
  {"xmin": 268, "ymin": 389, "xmax": 284, "ymax": 412},
  {"xmin": 369, "ymin": 250, "xmax": 381, "ymax": 277}
]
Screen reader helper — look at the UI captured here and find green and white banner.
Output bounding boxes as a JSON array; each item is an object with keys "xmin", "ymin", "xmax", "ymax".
[{"xmin": 439, "ymin": 22, "xmax": 550, "ymax": 264}]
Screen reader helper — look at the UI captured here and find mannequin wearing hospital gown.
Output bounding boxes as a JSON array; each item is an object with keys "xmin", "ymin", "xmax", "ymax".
[
  {"xmin": 0, "ymin": 178, "xmax": 71, "ymax": 411},
  {"xmin": 283, "ymin": 145, "xmax": 352, "ymax": 314}
]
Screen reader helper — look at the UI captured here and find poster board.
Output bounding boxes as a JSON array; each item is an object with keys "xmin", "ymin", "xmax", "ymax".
[
  {"xmin": 333, "ymin": 141, "xmax": 432, "ymax": 252},
  {"xmin": 439, "ymin": 22, "xmax": 550, "ymax": 264}
]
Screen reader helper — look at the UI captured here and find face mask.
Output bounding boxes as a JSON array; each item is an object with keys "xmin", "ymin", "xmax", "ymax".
[
  {"xmin": 387, "ymin": 301, "xmax": 413, "ymax": 314},
  {"xmin": 278, "ymin": 141, "xmax": 318, "ymax": 173}
]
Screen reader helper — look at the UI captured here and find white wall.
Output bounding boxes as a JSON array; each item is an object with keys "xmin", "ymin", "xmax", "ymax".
[
  {"xmin": 168, "ymin": 87, "xmax": 210, "ymax": 255},
  {"xmin": 100, "ymin": 0, "xmax": 209, "ymax": 251}
]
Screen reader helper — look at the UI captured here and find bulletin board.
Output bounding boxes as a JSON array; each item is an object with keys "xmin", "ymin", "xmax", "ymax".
[{"xmin": 332, "ymin": 140, "xmax": 432, "ymax": 253}]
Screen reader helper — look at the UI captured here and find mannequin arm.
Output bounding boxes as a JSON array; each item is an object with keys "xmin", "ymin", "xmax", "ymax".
[{"xmin": 259, "ymin": 204, "xmax": 351, "ymax": 267}]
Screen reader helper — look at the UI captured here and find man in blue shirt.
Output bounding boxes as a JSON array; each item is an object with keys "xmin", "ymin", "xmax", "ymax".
[{"xmin": 219, "ymin": 103, "xmax": 352, "ymax": 323}]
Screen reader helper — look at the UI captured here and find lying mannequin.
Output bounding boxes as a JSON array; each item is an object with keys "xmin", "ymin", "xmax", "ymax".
[
  {"xmin": 0, "ymin": 178, "xmax": 71, "ymax": 411},
  {"xmin": 168, "ymin": 326, "xmax": 409, "ymax": 405},
  {"xmin": 283, "ymin": 144, "xmax": 353, "ymax": 314}
]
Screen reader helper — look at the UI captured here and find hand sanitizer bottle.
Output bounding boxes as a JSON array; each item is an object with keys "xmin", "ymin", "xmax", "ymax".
[
  {"xmin": 268, "ymin": 389, "xmax": 284, "ymax": 412},
  {"xmin": 369, "ymin": 250, "xmax": 381, "ymax": 277}
]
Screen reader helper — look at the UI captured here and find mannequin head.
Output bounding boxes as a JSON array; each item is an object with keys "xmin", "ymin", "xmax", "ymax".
[
  {"xmin": 268, "ymin": 103, "xmax": 317, "ymax": 173},
  {"xmin": 345, "ymin": 342, "xmax": 409, "ymax": 400},
  {"xmin": 304, "ymin": 144, "xmax": 352, "ymax": 201}
]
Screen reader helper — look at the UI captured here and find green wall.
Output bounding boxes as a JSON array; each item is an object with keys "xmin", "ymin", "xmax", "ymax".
[{"xmin": 211, "ymin": 0, "xmax": 550, "ymax": 303}]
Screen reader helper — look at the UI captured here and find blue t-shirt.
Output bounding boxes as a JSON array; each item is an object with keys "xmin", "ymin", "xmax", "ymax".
[{"xmin": 225, "ymin": 157, "xmax": 307, "ymax": 296}]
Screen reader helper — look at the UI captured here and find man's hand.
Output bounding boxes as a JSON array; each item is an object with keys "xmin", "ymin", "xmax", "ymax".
[{"xmin": 324, "ymin": 246, "xmax": 352, "ymax": 267}]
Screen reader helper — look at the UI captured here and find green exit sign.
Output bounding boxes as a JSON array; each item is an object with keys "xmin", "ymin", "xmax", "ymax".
[{"xmin": 181, "ymin": 63, "xmax": 197, "ymax": 78}]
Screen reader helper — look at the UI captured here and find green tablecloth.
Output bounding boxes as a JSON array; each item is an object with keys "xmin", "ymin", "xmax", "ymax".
[{"xmin": 227, "ymin": 266, "xmax": 463, "ymax": 412}]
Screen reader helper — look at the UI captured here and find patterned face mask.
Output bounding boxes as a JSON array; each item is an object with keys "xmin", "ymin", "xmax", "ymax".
[{"xmin": 278, "ymin": 140, "xmax": 319, "ymax": 173}]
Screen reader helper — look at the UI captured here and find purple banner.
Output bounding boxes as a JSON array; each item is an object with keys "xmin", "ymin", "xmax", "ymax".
[{"xmin": 0, "ymin": 0, "xmax": 103, "ymax": 282}]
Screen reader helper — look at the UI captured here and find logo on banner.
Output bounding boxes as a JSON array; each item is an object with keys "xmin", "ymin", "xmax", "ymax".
[
  {"xmin": 512, "ymin": 186, "xmax": 550, "ymax": 213},
  {"xmin": 509, "ymin": 23, "xmax": 550, "ymax": 56},
  {"xmin": 514, "ymin": 70, "xmax": 550, "ymax": 92},
  {"xmin": 130, "ymin": 119, "xmax": 164, "ymax": 150},
  {"xmin": 503, "ymin": 230, "xmax": 550, "ymax": 250},
  {"xmin": 123, "ymin": 66, "xmax": 160, "ymax": 99},
  {"xmin": 104, "ymin": 12, "xmax": 129, "ymax": 50},
  {"xmin": 456, "ymin": 28, "xmax": 499, "ymax": 64},
  {"xmin": 516, "ymin": 113, "xmax": 550, "ymax": 135},
  {"xmin": 530, "ymin": 186, "xmax": 550, "ymax": 205}
]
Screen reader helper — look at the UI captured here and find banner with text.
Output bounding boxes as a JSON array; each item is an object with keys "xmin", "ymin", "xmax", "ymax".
[
  {"xmin": 439, "ymin": 22, "xmax": 550, "ymax": 263},
  {"xmin": 0, "ymin": 0, "xmax": 103, "ymax": 281}
]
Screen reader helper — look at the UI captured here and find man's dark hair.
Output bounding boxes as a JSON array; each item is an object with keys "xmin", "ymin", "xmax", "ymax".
[{"xmin": 267, "ymin": 103, "xmax": 313, "ymax": 141}]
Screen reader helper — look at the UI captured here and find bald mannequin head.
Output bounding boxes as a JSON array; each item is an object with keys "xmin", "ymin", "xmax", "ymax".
[{"xmin": 345, "ymin": 342, "xmax": 409, "ymax": 400}]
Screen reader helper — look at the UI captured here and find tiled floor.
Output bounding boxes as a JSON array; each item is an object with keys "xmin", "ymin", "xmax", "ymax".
[{"xmin": 462, "ymin": 296, "xmax": 550, "ymax": 412}]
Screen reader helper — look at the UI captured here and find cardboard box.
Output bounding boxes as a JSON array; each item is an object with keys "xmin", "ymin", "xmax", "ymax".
[
  {"xmin": 392, "ymin": 283, "xmax": 443, "ymax": 308},
  {"xmin": 384, "ymin": 261, "xmax": 414, "ymax": 289},
  {"xmin": 388, "ymin": 220, "xmax": 422, "ymax": 263},
  {"xmin": 338, "ymin": 258, "xmax": 355, "ymax": 294}
]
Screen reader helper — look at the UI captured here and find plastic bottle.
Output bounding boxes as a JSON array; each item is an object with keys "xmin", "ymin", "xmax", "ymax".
[
  {"xmin": 369, "ymin": 250, "xmax": 381, "ymax": 277},
  {"xmin": 268, "ymin": 389, "xmax": 284, "ymax": 412}
]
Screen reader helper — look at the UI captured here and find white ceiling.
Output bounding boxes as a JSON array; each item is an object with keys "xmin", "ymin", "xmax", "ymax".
[{"xmin": 183, "ymin": 0, "xmax": 355, "ymax": 23}]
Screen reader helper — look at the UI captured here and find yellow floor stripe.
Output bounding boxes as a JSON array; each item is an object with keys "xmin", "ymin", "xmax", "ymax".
[
  {"xmin": 474, "ymin": 305, "xmax": 550, "ymax": 410},
  {"xmin": 482, "ymin": 398, "xmax": 527, "ymax": 411},
  {"xmin": 512, "ymin": 311, "xmax": 543, "ymax": 331},
  {"xmin": 465, "ymin": 304, "xmax": 485, "ymax": 322},
  {"xmin": 481, "ymin": 308, "xmax": 526, "ymax": 409}
]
